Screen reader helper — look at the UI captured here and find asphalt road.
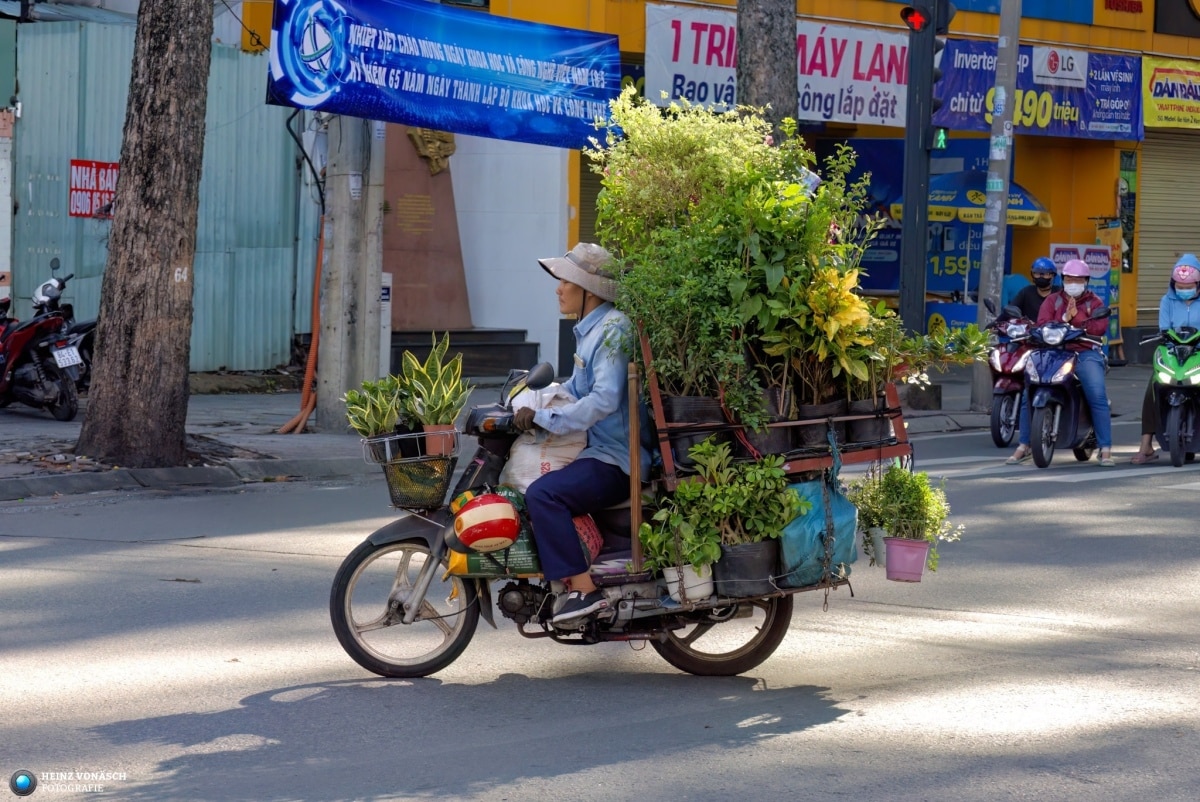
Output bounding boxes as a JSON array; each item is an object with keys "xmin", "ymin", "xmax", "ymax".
[{"xmin": 3, "ymin": 420, "xmax": 1199, "ymax": 801}]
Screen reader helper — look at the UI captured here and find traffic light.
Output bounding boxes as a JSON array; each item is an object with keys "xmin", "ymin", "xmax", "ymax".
[{"xmin": 902, "ymin": 0, "xmax": 955, "ymax": 148}]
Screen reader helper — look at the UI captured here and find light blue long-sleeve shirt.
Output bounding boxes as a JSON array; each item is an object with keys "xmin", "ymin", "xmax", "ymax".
[
  {"xmin": 1159, "ymin": 290, "xmax": 1200, "ymax": 331},
  {"xmin": 532, "ymin": 303, "xmax": 650, "ymax": 477}
]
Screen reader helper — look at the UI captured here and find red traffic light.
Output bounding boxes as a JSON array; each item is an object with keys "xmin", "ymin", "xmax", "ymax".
[{"xmin": 901, "ymin": 5, "xmax": 931, "ymax": 32}]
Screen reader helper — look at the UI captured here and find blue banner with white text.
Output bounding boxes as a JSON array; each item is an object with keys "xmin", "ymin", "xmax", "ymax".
[
  {"xmin": 267, "ymin": 0, "xmax": 620, "ymax": 149},
  {"xmin": 932, "ymin": 39, "xmax": 1142, "ymax": 140}
]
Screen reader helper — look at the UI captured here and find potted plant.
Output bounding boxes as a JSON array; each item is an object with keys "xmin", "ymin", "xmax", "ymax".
[
  {"xmin": 639, "ymin": 478, "xmax": 722, "ymax": 603},
  {"xmin": 846, "ymin": 462, "xmax": 963, "ymax": 581},
  {"xmin": 343, "ymin": 375, "xmax": 419, "ymax": 461},
  {"xmin": 641, "ymin": 438, "xmax": 808, "ymax": 599},
  {"xmin": 398, "ymin": 332, "xmax": 472, "ymax": 456}
]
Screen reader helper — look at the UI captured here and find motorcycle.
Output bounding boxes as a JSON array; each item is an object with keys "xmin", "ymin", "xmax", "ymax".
[
  {"xmin": 329, "ymin": 363, "xmax": 799, "ymax": 679},
  {"xmin": 1140, "ymin": 326, "xmax": 1200, "ymax": 467},
  {"xmin": 0, "ymin": 269, "xmax": 81, "ymax": 420},
  {"xmin": 983, "ymin": 301, "xmax": 1034, "ymax": 448},
  {"xmin": 1024, "ymin": 306, "xmax": 1111, "ymax": 468},
  {"xmin": 35, "ymin": 257, "xmax": 96, "ymax": 393}
]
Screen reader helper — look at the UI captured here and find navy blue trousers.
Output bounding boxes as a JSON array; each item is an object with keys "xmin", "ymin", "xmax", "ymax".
[{"xmin": 524, "ymin": 458, "xmax": 629, "ymax": 581}]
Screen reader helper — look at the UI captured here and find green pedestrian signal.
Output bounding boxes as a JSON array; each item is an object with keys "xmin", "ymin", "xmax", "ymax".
[{"xmin": 933, "ymin": 127, "xmax": 949, "ymax": 150}]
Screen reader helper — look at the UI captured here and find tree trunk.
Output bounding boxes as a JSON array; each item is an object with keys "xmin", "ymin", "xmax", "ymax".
[
  {"xmin": 736, "ymin": 0, "xmax": 797, "ymax": 139},
  {"xmin": 76, "ymin": 0, "xmax": 213, "ymax": 467}
]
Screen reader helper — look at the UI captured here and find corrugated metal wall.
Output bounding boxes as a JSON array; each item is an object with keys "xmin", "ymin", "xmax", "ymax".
[{"xmin": 12, "ymin": 22, "xmax": 319, "ymax": 371}]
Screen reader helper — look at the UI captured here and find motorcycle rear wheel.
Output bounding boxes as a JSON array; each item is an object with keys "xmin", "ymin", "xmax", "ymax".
[
  {"xmin": 651, "ymin": 594, "xmax": 793, "ymax": 676},
  {"xmin": 1031, "ymin": 404, "xmax": 1058, "ymax": 468},
  {"xmin": 46, "ymin": 365, "xmax": 78, "ymax": 421},
  {"xmin": 1167, "ymin": 405, "xmax": 1187, "ymax": 468},
  {"xmin": 1073, "ymin": 432, "xmax": 1096, "ymax": 462},
  {"xmin": 330, "ymin": 539, "xmax": 479, "ymax": 678},
  {"xmin": 990, "ymin": 393, "xmax": 1018, "ymax": 448}
]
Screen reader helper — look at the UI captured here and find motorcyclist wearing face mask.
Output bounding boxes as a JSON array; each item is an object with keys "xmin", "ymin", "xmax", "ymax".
[
  {"xmin": 1010, "ymin": 257, "xmax": 1058, "ymax": 321},
  {"xmin": 1007, "ymin": 259, "xmax": 1114, "ymax": 467},
  {"xmin": 1131, "ymin": 255, "xmax": 1200, "ymax": 464}
]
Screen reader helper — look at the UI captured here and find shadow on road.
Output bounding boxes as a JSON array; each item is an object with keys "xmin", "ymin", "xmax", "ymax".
[{"xmin": 89, "ymin": 673, "xmax": 843, "ymax": 800}]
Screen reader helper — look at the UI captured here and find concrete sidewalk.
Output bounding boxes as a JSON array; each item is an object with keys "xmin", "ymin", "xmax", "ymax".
[{"xmin": 0, "ymin": 365, "xmax": 1155, "ymax": 501}]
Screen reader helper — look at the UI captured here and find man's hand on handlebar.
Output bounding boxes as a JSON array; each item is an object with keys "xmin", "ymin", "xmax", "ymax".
[{"xmin": 513, "ymin": 407, "xmax": 537, "ymax": 432}]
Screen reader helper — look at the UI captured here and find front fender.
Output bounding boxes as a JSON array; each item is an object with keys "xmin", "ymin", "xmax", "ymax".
[{"xmin": 363, "ymin": 514, "xmax": 497, "ymax": 629}]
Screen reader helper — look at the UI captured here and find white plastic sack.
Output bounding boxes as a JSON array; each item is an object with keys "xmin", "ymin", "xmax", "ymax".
[{"xmin": 498, "ymin": 384, "xmax": 586, "ymax": 493}]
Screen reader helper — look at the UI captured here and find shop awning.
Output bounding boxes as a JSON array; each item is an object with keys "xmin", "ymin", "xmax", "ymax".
[{"xmin": 890, "ymin": 170, "xmax": 1053, "ymax": 228}]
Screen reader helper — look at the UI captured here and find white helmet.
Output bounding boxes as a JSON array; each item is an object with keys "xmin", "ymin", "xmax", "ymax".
[{"xmin": 32, "ymin": 280, "xmax": 59, "ymax": 307}]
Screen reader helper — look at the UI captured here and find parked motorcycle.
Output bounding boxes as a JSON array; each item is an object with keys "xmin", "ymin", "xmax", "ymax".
[
  {"xmin": 330, "ymin": 363, "xmax": 798, "ymax": 679},
  {"xmin": 984, "ymin": 301, "xmax": 1034, "ymax": 448},
  {"xmin": 1024, "ymin": 306, "xmax": 1111, "ymax": 468},
  {"xmin": 34, "ymin": 257, "xmax": 96, "ymax": 392},
  {"xmin": 1141, "ymin": 326, "xmax": 1200, "ymax": 466},
  {"xmin": 0, "ymin": 269, "xmax": 81, "ymax": 420}
]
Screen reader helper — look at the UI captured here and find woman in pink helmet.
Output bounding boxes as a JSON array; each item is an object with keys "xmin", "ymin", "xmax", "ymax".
[
  {"xmin": 1007, "ymin": 259, "xmax": 1115, "ymax": 466},
  {"xmin": 1131, "ymin": 254, "xmax": 1200, "ymax": 464}
]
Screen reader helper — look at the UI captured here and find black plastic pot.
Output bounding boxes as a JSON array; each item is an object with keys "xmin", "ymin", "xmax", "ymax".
[
  {"xmin": 846, "ymin": 396, "xmax": 892, "ymax": 444},
  {"xmin": 795, "ymin": 399, "xmax": 847, "ymax": 448},
  {"xmin": 661, "ymin": 395, "xmax": 730, "ymax": 468},
  {"xmin": 738, "ymin": 386, "xmax": 794, "ymax": 457},
  {"xmin": 713, "ymin": 541, "xmax": 779, "ymax": 598}
]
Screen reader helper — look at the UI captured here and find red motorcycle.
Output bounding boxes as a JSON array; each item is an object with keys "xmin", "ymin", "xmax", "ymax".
[
  {"xmin": 985, "ymin": 302, "xmax": 1034, "ymax": 448},
  {"xmin": 0, "ymin": 273, "xmax": 81, "ymax": 421}
]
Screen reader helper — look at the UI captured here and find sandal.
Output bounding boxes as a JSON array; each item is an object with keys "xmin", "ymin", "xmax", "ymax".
[
  {"xmin": 1130, "ymin": 450, "xmax": 1159, "ymax": 465},
  {"xmin": 1099, "ymin": 451, "xmax": 1116, "ymax": 467},
  {"xmin": 1005, "ymin": 446, "xmax": 1032, "ymax": 465}
]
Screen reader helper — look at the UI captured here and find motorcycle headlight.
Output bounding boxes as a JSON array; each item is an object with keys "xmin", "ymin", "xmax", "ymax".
[
  {"xmin": 1013, "ymin": 351, "xmax": 1031, "ymax": 372},
  {"xmin": 1006, "ymin": 324, "xmax": 1027, "ymax": 338},
  {"xmin": 1158, "ymin": 371, "xmax": 1173, "ymax": 384},
  {"xmin": 1051, "ymin": 361, "xmax": 1075, "ymax": 383},
  {"xmin": 1042, "ymin": 328, "xmax": 1066, "ymax": 346},
  {"xmin": 1191, "ymin": 374, "xmax": 1200, "ymax": 385}
]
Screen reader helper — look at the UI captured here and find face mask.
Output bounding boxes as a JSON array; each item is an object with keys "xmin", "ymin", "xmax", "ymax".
[
  {"xmin": 1179, "ymin": 288, "xmax": 1198, "ymax": 301},
  {"xmin": 1033, "ymin": 276, "xmax": 1053, "ymax": 289},
  {"xmin": 1063, "ymin": 283, "xmax": 1086, "ymax": 298}
]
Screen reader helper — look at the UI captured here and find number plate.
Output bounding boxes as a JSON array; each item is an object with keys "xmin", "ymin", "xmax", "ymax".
[{"xmin": 52, "ymin": 345, "xmax": 83, "ymax": 368}]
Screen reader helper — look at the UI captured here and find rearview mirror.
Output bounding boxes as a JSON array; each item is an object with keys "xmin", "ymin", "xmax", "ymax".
[
  {"xmin": 50, "ymin": 257, "xmax": 60, "ymax": 272},
  {"xmin": 984, "ymin": 298, "xmax": 996, "ymax": 315},
  {"xmin": 524, "ymin": 362, "xmax": 556, "ymax": 391},
  {"xmin": 1089, "ymin": 306, "xmax": 1113, "ymax": 320},
  {"xmin": 1003, "ymin": 305, "xmax": 1023, "ymax": 319}
]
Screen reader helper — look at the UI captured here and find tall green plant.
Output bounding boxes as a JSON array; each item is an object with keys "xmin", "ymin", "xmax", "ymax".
[{"xmin": 399, "ymin": 333, "xmax": 472, "ymax": 426}]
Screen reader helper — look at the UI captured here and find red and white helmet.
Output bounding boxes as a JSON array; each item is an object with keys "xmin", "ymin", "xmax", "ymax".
[
  {"xmin": 448, "ymin": 493, "xmax": 521, "ymax": 553},
  {"xmin": 1172, "ymin": 254, "xmax": 1200, "ymax": 284},
  {"xmin": 1060, "ymin": 259, "xmax": 1090, "ymax": 278}
]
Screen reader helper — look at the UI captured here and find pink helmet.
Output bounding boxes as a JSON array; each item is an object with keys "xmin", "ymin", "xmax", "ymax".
[
  {"xmin": 1173, "ymin": 254, "xmax": 1200, "ymax": 284},
  {"xmin": 1061, "ymin": 259, "xmax": 1090, "ymax": 278}
]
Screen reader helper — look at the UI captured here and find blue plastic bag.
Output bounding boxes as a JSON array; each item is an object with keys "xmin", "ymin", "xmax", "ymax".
[{"xmin": 777, "ymin": 468, "xmax": 858, "ymax": 589}]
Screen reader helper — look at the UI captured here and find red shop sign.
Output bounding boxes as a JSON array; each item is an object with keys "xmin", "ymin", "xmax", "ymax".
[{"xmin": 68, "ymin": 159, "xmax": 120, "ymax": 218}]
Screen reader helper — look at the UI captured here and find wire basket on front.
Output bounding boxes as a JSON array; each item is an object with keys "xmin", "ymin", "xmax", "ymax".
[
  {"xmin": 362, "ymin": 430, "xmax": 460, "ymax": 510},
  {"xmin": 379, "ymin": 456, "xmax": 457, "ymax": 509}
]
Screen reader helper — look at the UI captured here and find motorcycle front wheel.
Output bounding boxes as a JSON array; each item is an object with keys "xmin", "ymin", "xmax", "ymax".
[
  {"xmin": 651, "ymin": 594, "xmax": 793, "ymax": 676},
  {"xmin": 329, "ymin": 539, "xmax": 479, "ymax": 678},
  {"xmin": 1167, "ymin": 405, "xmax": 1187, "ymax": 468},
  {"xmin": 1031, "ymin": 404, "xmax": 1058, "ymax": 468},
  {"xmin": 46, "ymin": 365, "xmax": 78, "ymax": 421},
  {"xmin": 990, "ymin": 393, "xmax": 1018, "ymax": 448}
]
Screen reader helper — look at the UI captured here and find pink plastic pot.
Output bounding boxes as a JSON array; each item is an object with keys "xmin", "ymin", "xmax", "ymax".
[{"xmin": 883, "ymin": 537, "xmax": 930, "ymax": 582}]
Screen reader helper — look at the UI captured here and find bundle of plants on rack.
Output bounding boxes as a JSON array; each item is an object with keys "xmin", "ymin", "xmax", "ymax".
[
  {"xmin": 639, "ymin": 438, "xmax": 810, "ymax": 594},
  {"xmin": 585, "ymin": 85, "xmax": 986, "ymax": 452}
]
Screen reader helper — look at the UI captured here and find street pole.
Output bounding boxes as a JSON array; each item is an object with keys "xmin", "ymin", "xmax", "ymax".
[
  {"xmin": 317, "ymin": 116, "xmax": 382, "ymax": 432},
  {"xmin": 899, "ymin": 13, "xmax": 935, "ymax": 335},
  {"xmin": 971, "ymin": 0, "xmax": 1022, "ymax": 411}
]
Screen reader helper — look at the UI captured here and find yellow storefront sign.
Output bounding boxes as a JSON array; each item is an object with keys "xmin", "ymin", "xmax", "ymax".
[{"xmin": 1144, "ymin": 56, "xmax": 1200, "ymax": 129}]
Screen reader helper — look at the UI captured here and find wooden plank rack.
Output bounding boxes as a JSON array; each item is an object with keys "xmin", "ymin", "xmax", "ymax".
[{"xmin": 636, "ymin": 336, "xmax": 913, "ymax": 493}]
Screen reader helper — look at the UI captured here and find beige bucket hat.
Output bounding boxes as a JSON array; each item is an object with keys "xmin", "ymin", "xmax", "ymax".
[{"xmin": 537, "ymin": 242, "xmax": 618, "ymax": 303}]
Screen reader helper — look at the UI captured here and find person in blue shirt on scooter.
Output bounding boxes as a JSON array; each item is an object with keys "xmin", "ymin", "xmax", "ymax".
[
  {"xmin": 1006, "ymin": 259, "xmax": 1114, "ymax": 467},
  {"xmin": 1131, "ymin": 255, "xmax": 1200, "ymax": 464},
  {"xmin": 515, "ymin": 242, "xmax": 651, "ymax": 624}
]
